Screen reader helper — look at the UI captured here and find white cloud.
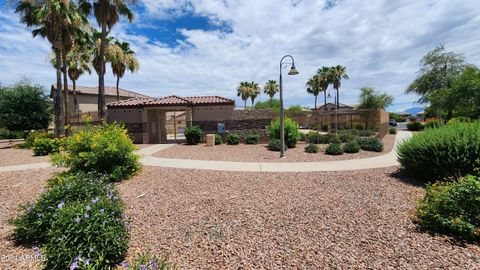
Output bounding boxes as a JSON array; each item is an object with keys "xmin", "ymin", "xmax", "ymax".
[{"xmin": 1, "ymin": 0, "xmax": 479, "ymax": 111}]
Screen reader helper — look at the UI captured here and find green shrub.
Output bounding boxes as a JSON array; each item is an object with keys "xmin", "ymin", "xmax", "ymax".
[
  {"xmin": 32, "ymin": 137, "xmax": 62, "ymax": 156},
  {"xmin": 267, "ymin": 139, "xmax": 284, "ymax": 151},
  {"xmin": 184, "ymin": 125, "xmax": 203, "ymax": 145},
  {"xmin": 448, "ymin": 116, "xmax": 471, "ymax": 125},
  {"xmin": 389, "ymin": 127, "xmax": 397, "ymax": 134},
  {"xmin": 357, "ymin": 129, "xmax": 375, "ymax": 137},
  {"xmin": 397, "ymin": 122, "xmax": 480, "ymax": 181},
  {"xmin": 343, "ymin": 140, "xmax": 360, "ymax": 153},
  {"xmin": 424, "ymin": 120, "xmax": 444, "ymax": 129},
  {"xmin": 298, "ymin": 132, "xmax": 306, "ymax": 141},
  {"xmin": 12, "ymin": 172, "xmax": 110, "ymax": 245},
  {"xmin": 338, "ymin": 131, "xmax": 359, "ymax": 143},
  {"xmin": 121, "ymin": 252, "xmax": 176, "ymax": 270},
  {"xmin": 407, "ymin": 121, "xmax": 424, "ymax": 131},
  {"xmin": 354, "ymin": 124, "xmax": 364, "ymax": 130},
  {"xmin": 306, "ymin": 131, "xmax": 320, "ymax": 144},
  {"xmin": 226, "ymin": 133, "xmax": 240, "ymax": 145},
  {"xmin": 325, "ymin": 143, "xmax": 343, "ymax": 155},
  {"xmin": 359, "ymin": 137, "xmax": 384, "ymax": 152},
  {"xmin": 17, "ymin": 131, "xmax": 54, "ymax": 149},
  {"xmin": 245, "ymin": 133, "xmax": 259, "ymax": 145},
  {"xmin": 214, "ymin": 134, "xmax": 223, "ymax": 145},
  {"xmin": 415, "ymin": 175, "xmax": 480, "ymax": 240},
  {"xmin": 304, "ymin": 143, "xmax": 319, "ymax": 153},
  {"xmin": 44, "ymin": 194, "xmax": 128, "ymax": 270},
  {"xmin": 267, "ymin": 117, "xmax": 300, "ymax": 148},
  {"xmin": 0, "ymin": 129, "xmax": 25, "ymax": 139},
  {"xmin": 328, "ymin": 134, "xmax": 341, "ymax": 144},
  {"xmin": 52, "ymin": 124, "xmax": 140, "ymax": 181}
]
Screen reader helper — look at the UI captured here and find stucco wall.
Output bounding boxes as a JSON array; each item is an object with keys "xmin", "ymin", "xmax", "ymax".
[
  {"xmin": 69, "ymin": 94, "xmax": 130, "ymax": 113},
  {"xmin": 107, "ymin": 108, "xmax": 145, "ymax": 143},
  {"xmin": 192, "ymin": 105, "xmax": 234, "ymax": 121}
]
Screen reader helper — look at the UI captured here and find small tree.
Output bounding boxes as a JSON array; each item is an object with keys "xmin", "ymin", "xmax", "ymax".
[
  {"xmin": 0, "ymin": 80, "xmax": 52, "ymax": 131},
  {"xmin": 357, "ymin": 87, "xmax": 394, "ymax": 109}
]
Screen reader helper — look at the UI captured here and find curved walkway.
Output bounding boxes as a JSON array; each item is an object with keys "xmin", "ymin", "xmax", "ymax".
[
  {"xmin": 139, "ymin": 131, "xmax": 412, "ymax": 172},
  {"xmin": 0, "ymin": 131, "xmax": 411, "ymax": 173}
]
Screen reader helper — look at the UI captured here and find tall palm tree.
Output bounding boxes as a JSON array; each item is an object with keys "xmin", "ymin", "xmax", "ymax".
[
  {"xmin": 263, "ymin": 80, "xmax": 278, "ymax": 108},
  {"xmin": 237, "ymin": 81, "xmax": 250, "ymax": 110},
  {"xmin": 317, "ymin": 66, "xmax": 331, "ymax": 111},
  {"xmin": 329, "ymin": 65, "xmax": 349, "ymax": 109},
  {"xmin": 67, "ymin": 41, "xmax": 92, "ymax": 112},
  {"xmin": 111, "ymin": 40, "xmax": 139, "ymax": 101},
  {"xmin": 90, "ymin": 0, "xmax": 135, "ymax": 120},
  {"xmin": 16, "ymin": 0, "xmax": 86, "ymax": 136},
  {"xmin": 306, "ymin": 75, "xmax": 322, "ymax": 109},
  {"xmin": 249, "ymin": 81, "xmax": 260, "ymax": 109}
]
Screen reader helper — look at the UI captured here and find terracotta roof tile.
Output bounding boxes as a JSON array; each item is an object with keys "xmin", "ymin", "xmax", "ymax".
[
  {"xmin": 184, "ymin": 96, "xmax": 235, "ymax": 105},
  {"xmin": 107, "ymin": 95, "xmax": 235, "ymax": 108},
  {"xmin": 51, "ymin": 85, "xmax": 151, "ymax": 98}
]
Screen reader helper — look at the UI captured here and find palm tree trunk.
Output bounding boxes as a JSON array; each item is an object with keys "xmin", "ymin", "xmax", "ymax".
[
  {"xmin": 54, "ymin": 49, "xmax": 64, "ymax": 137},
  {"xmin": 324, "ymin": 90, "xmax": 327, "ymax": 111},
  {"xmin": 72, "ymin": 79, "xmax": 78, "ymax": 113},
  {"xmin": 251, "ymin": 98, "xmax": 254, "ymax": 110},
  {"xmin": 244, "ymin": 99, "xmax": 247, "ymax": 110},
  {"xmin": 336, "ymin": 88, "xmax": 339, "ymax": 109},
  {"xmin": 270, "ymin": 97, "xmax": 273, "ymax": 108},
  {"xmin": 116, "ymin": 75, "xmax": 120, "ymax": 101},
  {"xmin": 62, "ymin": 48, "xmax": 69, "ymax": 125},
  {"xmin": 98, "ymin": 23, "xmax": 107, "ymax": 121},
  {"xmin": 314, "ymin": 95, "xmax": 317, "ymax": 110}
]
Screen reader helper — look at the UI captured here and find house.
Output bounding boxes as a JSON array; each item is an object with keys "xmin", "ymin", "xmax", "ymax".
[
  {"xmin": 107, "ymin": 95, "xmax": 237, "ymax": 143},
  {"xmin": 314, "ymin": 102, "xmax": 354, "ymax": 112},
  {"xmin": 50, "ymin": 85, "xmax": 150, "ymax": 113}
]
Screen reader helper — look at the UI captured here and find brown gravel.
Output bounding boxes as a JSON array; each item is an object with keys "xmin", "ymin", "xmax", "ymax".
[
  {"xmin": 152, "ymin": 134, "xmax": 396, "ymax": 162},
  {"xmin": 0, "ymin": 168, "xmax": 61, "ymax": 270},
  {"xmin": 118, "ymin": 166, "xmax": 480, "ymax": 269},
  {"xmin": 0, "ymin": 142, "xmax": 49, "ymax": 167}
]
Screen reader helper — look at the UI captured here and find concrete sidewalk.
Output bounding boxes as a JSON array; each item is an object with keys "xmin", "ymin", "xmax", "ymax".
[
  {"xmin": 0, "ymin": 131, "xmax": 412, "ymax": 173},
  {"xmin": 140, "ymin": 131, "xmax": 412, "ymax": 172}
]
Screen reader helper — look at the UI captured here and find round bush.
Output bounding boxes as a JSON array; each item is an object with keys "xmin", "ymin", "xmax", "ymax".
[
  {"xmin": 267, "ymin": 139, "xmax": 284, "ymax": 151},
  {"xmin": 184, "ymin": 125, "xmax": 203, "ymax": 145},
  {"xmin": 397, "ymin": 122, "xmax": 480, "ymax": 182},
  {"xmin": 359, "ymin": 137, "xmax": 384, "ymax": 152},
  {"xmin": 32, "ymin": 137, "xmax": 62, "ymax": 156},
  {"xmin": 343, "ymin": 140, "xmax": 360, "ymax": 153},
  {"xmin": 299, "ymin": 132, "xmax": 306, "ymax": 141},
  {"xmin": 245, "ymin": 133, "xmax": 259, "ymax": 145},
  {"xmin": 325, "ymin": 143, "xmax": 343, "ymax": 155},
  {"xmin": 304, "ymin": 143, "xmax": 319, "ymax": 153},
  {"xmin": 415, "ymin": 175, "xmax": 480, "ymax": 240},
  {"xmin": 328, "ymin": 135, "xmax": 341, "ymax": 144},
  {"xmin": 407, "ymin": 121, "xmax": 424, "ymax": 131},
  {"xmin": 52, "ymin": 124, "xmax": 140, "ymax": 181},
  {"xmin": 227, "ymin": 133, "xmax": 240, "ymax": 145},
  {"xmin": 214, "ymin": 134, "xmax": 223, "ymax": 145},
  {"xmin": 267, "ymin": 117, "xmax": 300, "ymax": 148},
  {"xmin": 389, "ymin": 127, "xmax": 397, "ymax": 134}
]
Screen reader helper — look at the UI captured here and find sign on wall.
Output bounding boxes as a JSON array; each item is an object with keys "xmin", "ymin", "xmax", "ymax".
[{"xmin": 217, "ymin": 122, "xmax": 225, "ymax": 134}]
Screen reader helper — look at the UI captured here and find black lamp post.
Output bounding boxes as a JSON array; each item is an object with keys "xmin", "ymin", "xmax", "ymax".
[{"xmin": 279, "ymin": 55, "xmax": 299, "ymax": 158}]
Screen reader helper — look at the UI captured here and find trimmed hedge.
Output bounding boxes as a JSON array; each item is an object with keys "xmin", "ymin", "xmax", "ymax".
[
  {"xmin": 325, "ymin": 143, "xmax": 343, "ymax": 155},
  {"xmin": 32, "ymin": 137, "xmax": 62, "ymax": 156},
  {"xmin": 397, "ymin": 122, "xmax": 480, "ymax": 182},
  {"xmin": 304, "ymin": 143, "xmax": 319, "ymax": 153},
  {"xmin": 214, "ymin": 134, "xmax": 223, "ymax": 145},
  {"xmin": 184, "ymin": 125, "xmax": 203, "ymax": 145},
  {"xmin": 227, "ymin": 133, "xmax": 240, "ymax": 145},
  {"xmin": 359, "ymin": 137, "xmax": 383, "ymax": 152},
  {"xmin": 245, "ymin": 133, "xmax": 259, "ymax": 145},
  {"xmin": 415, "ymin": 175, "xmax": 480, "ymax": 240},
  {"xmin": 343, "ymin": 140, "xmax": 360, "ymax": 153}
]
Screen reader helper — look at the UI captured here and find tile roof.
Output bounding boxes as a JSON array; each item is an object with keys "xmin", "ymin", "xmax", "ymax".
[
  {"xmin": 50, "ymin": 85, "xmax": 151, "ymax": 98},
  {"xmin": 107, "ymin": 95, "xmax": 235, "ymax": 108}
]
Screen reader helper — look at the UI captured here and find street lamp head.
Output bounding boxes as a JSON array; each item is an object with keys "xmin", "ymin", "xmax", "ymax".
[{"xmin": 288, "ymin": 64, "xmax": 299, "ymax": 75}]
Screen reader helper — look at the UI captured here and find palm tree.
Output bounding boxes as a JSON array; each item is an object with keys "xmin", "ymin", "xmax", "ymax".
[
  {"xmin": 237, "ymin": 81, "xmax": 250, "ymax": 110},
  {"xmin": 306, "ymin": 75, "xmax": 322, "ymax": 109},
  {"xmin": 329, "ymin": 65, "xmax": 349, "ymax": 109},
  {"xmin": 263, "ymin": 80, "xmax": 278, "ymax": 108},
  {"xmin": 67, "ymin": 42, "xmax": 92, "ymax": 112},
  {"xmin": 111, "ymin": 40, "xmax": 139, "ymax": 101},
  {"xmin": 90, "ymin": 0, "xmax": 135, "ymax": 120},
  {"xmin": 317, "ymin": 66, "xmax": 331, "ymax": 111},
  {"xmin": 16, "ymin": 0, "xmax": 86, "ymax": 136},
  {"xmin": 249, "ymin": 81, "xmax": 260, "ymax": 109}
]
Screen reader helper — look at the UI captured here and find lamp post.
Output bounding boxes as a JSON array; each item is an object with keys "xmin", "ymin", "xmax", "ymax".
[{"xmin": 279, "ymin": 55, "xmax": 299, "ymax": 158}]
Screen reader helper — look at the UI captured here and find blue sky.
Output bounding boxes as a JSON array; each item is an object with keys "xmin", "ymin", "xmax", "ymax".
[{"xmin": 1, "ymin": 0, "xmax": 479, "ymax": 112}]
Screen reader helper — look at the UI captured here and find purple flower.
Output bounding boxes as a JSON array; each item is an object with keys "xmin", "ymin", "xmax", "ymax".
[
  {"xmin": 47, "ymin": 206, "xmax": 53, "ymax": 209},
  {"xmin": 150, "ymin": 260, "xmax": 158, "ymax": 269},
  {"xmin": 100, "ymin": 209, "xmax": 105, "ymax": 213},
  {"xmin": 89, "ymin": 247, "xmax": 94, "ymax": 253},
  {"xmin": 74, "ymin": 217, "xmax": 81, "ymax": 223},
  {"xmin": 119, "ymin": 261, "xmax": 128, "ymax": 268},
  {"xmin": 69, "ymin": 261, "xmax": 78, "ymax": 270},
  {"xmin": 85, "ymin": 258, "xmax": 90, "ymax": 265},
  {"xmin": 57, "ymin": 201, "xmax": 65, "ymax": 209},
  {"xmin": 140, "ymin": 264, "xmax": 148, "ymax": 270},
  {"xmin": 74, "ymin": 255, "xmax": 82, "ymax": 262},
  {"xmin": 84, "ymin": 213, "xmax": 90, "ymax": 219},
  {"xmin": 85, "ymin": 205, "xmax": 91, "ymax": 211},
  {"xmin": 92, "ymin": 197, "xmax": 99, "ymax": 204},
  {"xmin": 27, "ymin": 204, "xmax": 35, "ymax": 211},
  {"xmin": 32, "ymin": 246, "xmax": 42, "ymax": 256},
  {"xmin": 103, "ymin": 220, "xmax": 107, "ymax": 225}
]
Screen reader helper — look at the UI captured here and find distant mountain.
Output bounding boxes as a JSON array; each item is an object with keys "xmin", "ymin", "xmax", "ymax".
[{"xmin": 402, "ymin": 107, "xmax": 424, "ymax": 115}]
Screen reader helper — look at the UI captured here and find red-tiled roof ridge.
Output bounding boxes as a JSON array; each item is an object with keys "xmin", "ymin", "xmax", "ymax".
[
  {"xmin": 107, "ymin": 95, "xmax": 235, "ymax": 108},
  {"xmin": 50, "ymin": 84, "xmax": 151, "ymax": 98}
]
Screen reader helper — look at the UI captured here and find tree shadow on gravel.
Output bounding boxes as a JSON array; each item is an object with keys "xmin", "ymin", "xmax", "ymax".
[
  {"xmin": 388, "ymin": 168, "xmax": 425, "ymax": 187},
  {"xmin": 414, "ymin": 226, "xmax": 480, "ymax": 247}
]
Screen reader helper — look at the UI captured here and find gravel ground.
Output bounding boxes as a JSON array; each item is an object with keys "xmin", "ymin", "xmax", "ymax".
[
  {"xmin": 0, "ymin": 142, "xmax": 49, "ymax": 167},
  {"xmin": 153, "ymin": 134, "xmax": 396, "ymax": 162},
  {"xmin": 0, "ymin": 168, "xmax": 61, "ymax": 270},
  {"xmin": 118, "ymin": 166, "xmax": 480, "ymax": 269}
]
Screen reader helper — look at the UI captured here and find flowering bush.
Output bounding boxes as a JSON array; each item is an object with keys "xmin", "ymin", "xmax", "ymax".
[
  {"xmin": 415, "ymin": 175, "xmax": 480, "ymax": 240},
  {"xmin": 119, "ymin": 252, "xmax": 176, "ymax": 270},
  {"xmin": 17, "ymin": 131, "xmax": 54, "ymax": 149},
  {"xmin": 31, "ymin": 137, "xmax": 62, "ymax": 156},
  {"xmin": 53, "ymin": 123, "xmax": 140, "ymax": 181}
]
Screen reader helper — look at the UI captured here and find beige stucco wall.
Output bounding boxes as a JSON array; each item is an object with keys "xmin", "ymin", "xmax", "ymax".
[
  {"xmin": 192, "ymin": 105, "xmax": 234, "ymax": 121},
  {"xmin": 69, "ymin": 94, "xmax": 131, "ymax": 113}
]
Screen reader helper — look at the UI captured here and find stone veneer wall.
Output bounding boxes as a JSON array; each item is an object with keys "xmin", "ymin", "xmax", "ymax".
[{"xmin": 192, "ymin": 109, "xmax": 275, "ymax": 141}]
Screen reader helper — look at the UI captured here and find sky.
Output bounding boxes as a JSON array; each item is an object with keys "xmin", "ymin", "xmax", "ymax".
[{"xmin": 0, "ymin": 0, "xmax": 479, "ymax": 112}]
